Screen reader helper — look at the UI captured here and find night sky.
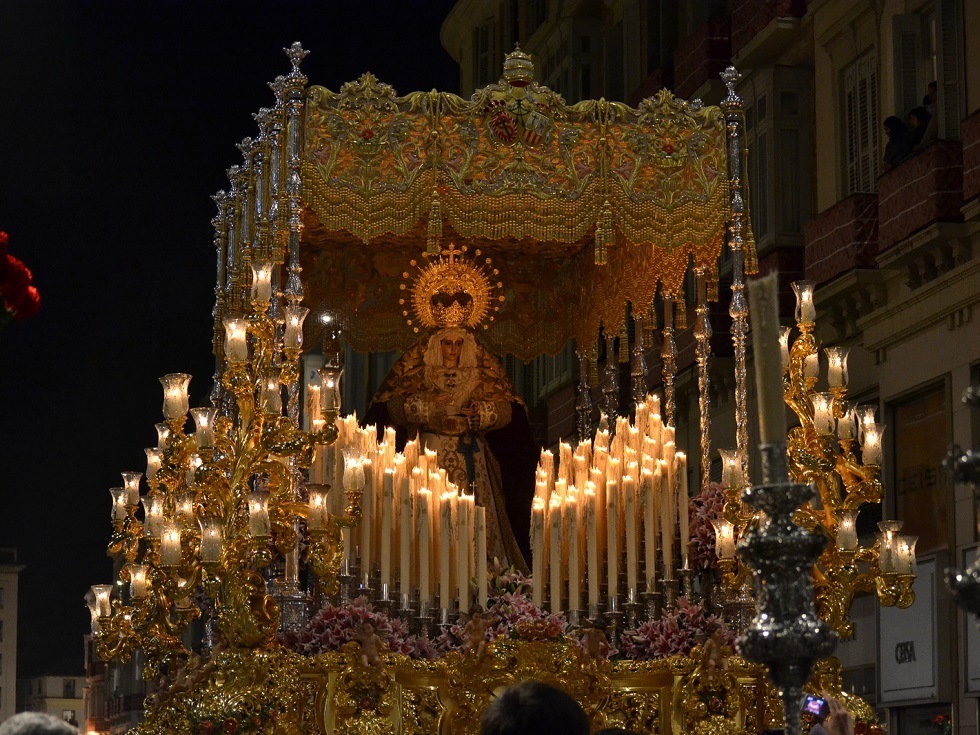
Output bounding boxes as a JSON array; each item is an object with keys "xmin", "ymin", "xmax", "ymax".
[{"xmin": 0, "ymin": 0, "xmax": 458, "ymax": 676}]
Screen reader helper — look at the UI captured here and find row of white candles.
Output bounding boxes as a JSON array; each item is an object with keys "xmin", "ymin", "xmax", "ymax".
[
  {"xmin": 307, "ymin": 414, "xmax": 490, "ymax": 612},
  {"xmin": 529, "ymin": 394, "xmax": 692, "ymax": 611}
]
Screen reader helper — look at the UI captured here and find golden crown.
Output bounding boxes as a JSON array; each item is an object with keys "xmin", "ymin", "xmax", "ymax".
[{"xmin": 400, "ymin": 243, "xmax": 504, "ymax": 332}]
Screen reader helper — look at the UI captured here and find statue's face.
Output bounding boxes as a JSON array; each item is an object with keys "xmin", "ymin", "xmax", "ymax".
[{"xmin": 441, "ymin": 337, "xmax": 464, "ymax": 367}]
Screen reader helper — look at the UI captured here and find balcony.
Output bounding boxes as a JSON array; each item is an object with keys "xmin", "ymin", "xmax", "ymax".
[
  {"xmin": 804, "ymin": 194, "xmax": 879, "ymax": 286},
  {"xmin": 878, "ymin": 141, "xmax": 964, "ymax": 253},
  {"xmin": 731, "ymin": 0, "xmax": 808, "ymax": 60},
  {"xmin": 962, "ymin": 110, "xmax": 980, "ymax": 219},
  {"xmin": 673, "ymin": 19, "xmax": 731, "ymax": 101}
]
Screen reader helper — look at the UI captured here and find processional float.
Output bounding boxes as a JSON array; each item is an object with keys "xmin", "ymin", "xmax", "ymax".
[{"xmin": 88, "ymin": 44, "xmax": 915, "ymax": 735}]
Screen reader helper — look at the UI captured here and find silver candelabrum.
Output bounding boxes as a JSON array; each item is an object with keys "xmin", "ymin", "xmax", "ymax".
[
  {"xmin": 946, "ymin": 386, "xmax": 980, "ymax": 615},
  {"xmin": 736, "ymin": 443, "xmax": 837, "ymax": 735}
]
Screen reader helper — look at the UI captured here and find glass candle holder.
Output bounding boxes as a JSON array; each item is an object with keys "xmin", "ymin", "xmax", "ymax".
[
  {"xmin": 250, "ymin": 259, "xmax": 274, "ymax": 304},
  {"xmin": 176, "ymin": 492, "xmax": 196, "ymax": 527},
  {"xmin": 142, "ymin": 494, "xmax": 165, "ymax": 539},
  {"xmin": 778, "ymin": 326, "xmax": 792, "ymax": 370},
  {"xmin": 895, "ymin": 534, "xmax": 918, "ymax": 575},
  {"xmin": 719, "ymin": 448, "xmax": 741, "ymax": 488},
  {"xmin": 261, "ymin": 370, "xmax": 283, "ymax": 415},
  {"xmin": 837, "ymin": 405, "xmax": 857, "ymax": 441},
  {"xmin": 319, "ymin": 366, "xmax": 342, "ymax": 412},
  {"xmin": 836, "ymin": 510, "xmax": 859, "ymax": 551},
  {"xmin": 222, "ymin": 316, "xmax": 249, "ymax": 362},
  {"xmin": 121, "ymin": 472, "xmax": 142, "ymax": 506},
  {"xmin": 160, "ymin": 373, "xmax": 192, "ymax": 420},
  {"xmin": 185, "ymin": 453, "xmax": 202, "ymax": 489},
  {"xmin": 90, "ymin": 584, "xmax": 114, "ymax": 619},
  {"xmin": 159, "ymin": 523, "xmax": 182, "ymax": 567},
  {"xmin": 877, "ymin": 520, "xmax": 903, "ymax": 573},
  {"xmin": 825, "ymin": 346, "xmax": 849, "ymax": 388},
  {"xmin": 804, "ymin": 353, "xmax": 819, "ymax": 380},
  {"xmin": 189, "ymin": 407, "xmax": 216, "ymax": 448},
  {"xmin": 792, "ymin": 280, "xmax": 817, "ymax": 323},
  {"xmin": 248, "ymin": 489, "xmax": 271, "ymax": 538},
  {"xmin": 811, "ymin": 392, "xmax": 836, "ymax": 434},
  {"xmin": 862, "ymin": 423, "xmax": 885, "ymax": 465},
  {"xmin": 109, "ymin": 487, "xmax": 127, "ymax": 521},
  {"xmin": 129, "ymin": 564, "xmax": 149, "ymax": 599},
  {"xmin": 711, "ymin": 518, "xmax": 737, "ymax": 559},
  {"xmin": 145, "ymin": 448, "xmax": 162, "ymax": 482},
  {"xmin": 307, "ymin": 484, "xmax": 329, "ymax": 531},
  {"xmin": 155, "ymin": 423, "xmax": 171, "ymax": 450},
  {"xmin": 200, "ymin": 519, "xmax": 222, "ymax": 563},
  {"xmin": 284, "ymin": 305, "xmax": 309, "ymax": 351},
  {"xmin": 856, "ymin": 404, "xmax": 877, "ymax": 442}
]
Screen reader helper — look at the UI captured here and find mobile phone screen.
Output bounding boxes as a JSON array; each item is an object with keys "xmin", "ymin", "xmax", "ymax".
[{"xmin": 804, "ymin": 695, "xmax": 826, "ymax": 715}]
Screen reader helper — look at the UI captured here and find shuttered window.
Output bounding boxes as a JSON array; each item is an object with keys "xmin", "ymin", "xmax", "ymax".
[
  {"xmin": 936, "ymin": 0, "xmax": 964, "ymax": 139},
  {"xmin": 474, "ymin": 21, "xmax": 495, "ymax": 87},
  {"xmin": 843, "ymin": 53, "xmax": 879, "ymax": 194}
]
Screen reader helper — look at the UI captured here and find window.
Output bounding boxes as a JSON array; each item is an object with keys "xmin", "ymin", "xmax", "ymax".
[
  {"xmin": 63, "ymin": 679, "xmax": 76, "ymax": 698},
  {"xmin": 842, "ymin": 52, "xmax": 879, "ymax": 194},
  {"xmin": 62, "ymin": 711, "xmax": 76, "ymax": 725},
  {"xmin": 891, "ymin": 382, "xmax": 950, "ymax": 553},
  {"xmin": 474, "ymin": 20, "xmax": 495, "ymax": 88}
]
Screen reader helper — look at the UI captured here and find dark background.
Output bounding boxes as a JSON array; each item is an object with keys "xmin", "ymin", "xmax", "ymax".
[{"xmin": 0, "ymin": 0, "xmax": 458, "ymax": 676}]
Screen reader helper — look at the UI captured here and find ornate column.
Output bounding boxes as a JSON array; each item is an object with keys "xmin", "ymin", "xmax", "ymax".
[
  {"xmin": 210, "ymin": 190, "xmax": 229, "ymax": 406},
  {"xmin": 721, "ymin": 66, "xmax": 750, "ymax": 481},
  {"xmin": 661, "ymin": 295, "xmax": 677, "ymax": 428},
  {"xmin": 693, "ymin": 268, "xmax": 712, "ymax": 490},
  {"xmin": 602, "ymin": 328, "xmax": 620, "ymax": 426},
  {"xmin": 576, "ymin": 348, "xmax": 594, "ymax": 442},
  {"xmin": 631, "ymin": 310, "xmax": 648, "ymax": 410}
]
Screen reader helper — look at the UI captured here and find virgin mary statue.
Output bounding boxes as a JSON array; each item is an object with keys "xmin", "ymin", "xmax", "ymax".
[{"xmin": 364, "ymin": 245, "xmax": 536, "ymax": 570}]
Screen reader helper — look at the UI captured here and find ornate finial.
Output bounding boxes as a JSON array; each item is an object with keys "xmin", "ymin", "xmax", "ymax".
[
  {"xmin": 284, "ymin": 42, "xmax": 309, "ymax": 72},
  {"xmin": 721, "ymin": 66, "xmax": 742, "ymax": 107},
  {"xmin": 212, "ymin": 190, "xmax": 227, "ymax": 205},
  {"xmin": 399, "ymin": 243, "xmax": 504, "ymax": 332},
  {"xmin": 268, "ymin": 75, "xmax": 287, "ymax": 106},
  {"xmin": 236, "ymin": 137, "xmax": 255, "ymax": 158},
  {"xmin": 253, "ymin": 108, "xmax": 272, "ymax": 136},
  {"xmin": 503, "ymin": 44, "xmax": 534, "ymax": 87}
]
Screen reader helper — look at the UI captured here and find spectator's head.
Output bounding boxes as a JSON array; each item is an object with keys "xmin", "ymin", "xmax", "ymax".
[
  {"xmin": 0, "ymin": 713, "xmax": 77, "ymax": 735},
  {"xmin": 883, "ymin": 116, "xmax": 907, "ymax": 136},
  {"xmin": 909, "ymin": 106, "xmax": 931, "ymax": 128},
  {"xmin": 481, "ymin": 681, "xmax": 589, "ymax": 735}
]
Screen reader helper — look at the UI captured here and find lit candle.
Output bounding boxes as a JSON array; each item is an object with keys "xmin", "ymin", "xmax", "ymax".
[
  {"xmin": 863, "ymin": 423, "xmax": 885, "ymax": 465},
  {"xmin": 747, "ymin": 273, "xmax": 787, "ymax": 445},
  {"xmin": 532, "ymin": 497, "xmax": 546, "ymax": 607},
  {"xmin": 222, "ymin": 316, "xmax": 248, "ymax": 362},
  {"xmin": 250, "ymin": 258, "xmax": 274, "ymax": 303},
  {"xmin": 90, "ymin": 585, "xmax": 114, "ymax": 619},
  {"xmin": 720, "ymin": 448, "xmax": 740, "ymax": 488},
  {"xmin": 623, "ymin": 475, "xmax": 638, "ymax": 600},
  {"xmin": 877, "ymin": 520, "xmax": 903, "ymax": 573},
  {"xmin": 837, "ymin": 405, "xmax": 857, "ymax": 441},
  {"xmin": 160, "ymin": 523, "xmax": 182, "ymax": 566},
  {"xmin": 566, "ymin": 493, "xmax": 580, "ymax": 611},
  {"xmin": 676, "ymin": 452, "xmax": 690, "ymax": 564},
  {"xmin": 549, "ymin": 495, "xmax": 563, "ymax": 612},
  {"xmin": 142, "ymin": 494, "xmax": 165, "ymax": 539},
  {"xmin": 360, "ymin": 458, "xmax": 374, "ymax": 579},
  {"xmin": 439, "ymin": 491, "xmax": 455, "ymax": 612},
  {"xmin": 895, "ymin": 535, "xmax": 917, "ymax": 574},
  {"xmin": 248, "ymin": 489, "xmax": 271, "ymax": 538},
  {"xmin": 779, "ymin": 326, "xmax": 792, "ymax": 370},
  {"xmin": 109, "ymin": 487, "xmax": 127, "ymax": 521},
  {"xmin": 283, "ymin": 305, "xmax": 309, "ymax": 351},
  {"xmin": 584, "ymin": 484, "xmax": 599, "ymax": 608},
  {"xmin": 856, "ymin": 405, "xmax": 877, "ymax": 442},
  {"xmin": 262, "ymin": 371, "xmax": 282, "ymax": 415},
  {"xmin": 121, "ymin": 472, "xmax": 142, "ymax": 507},
  {"xmin": 417, "ymin": 489, "xmax": 432, "ymax": 605},
  {"xmin": 201, "ymin": 518, "xmax": 222, "ymax": 564},
  {"xmin": 457, "ymin": 492, "xmax": 471, "ymax": 613},
  {"xmin": 399, "ymin": 477, "xmax": 412, "ymax": 598},
  {"xmin": 160, "ymin": 373, "xmax": 192, "ymax": 420},
  {"xmin": 189, "ymin": 407, "xmax": 216, "ymax": 448},
  {"xmin": 792, "ymin": 279, "xmax": 816, "ymax": 323},
  {"xmin": 659, "ymin": 461, "xmax": 673, "ymax": 578},
  {"xmin": 307, "ymin": 484, "xmax": 329, "ymax": 531},
  {"xmin": 155, "ymin": 423, "xmax": 171, "ymax": 450},
  {"xmin": 606, "ymin": 478, "xmax": 619, "ymax": 601},
  {"xmin": 176, "ymin": 492, "xmax": 195, "ymax": 527},
  {"xmin": 145, "ymin": 448, "xmax": 162, "ymax": 482},
  {"xmin": 129, "ymin": 564, "xmax": 149, "ymax": 599},
  {"xmin": 712, "ymin": 518, "xmax": 736, "ymax": 559},
  {"xmin": 825, "ymin": 346, "xmax": 849, "ymax": 388},
  {"xmin": 812, "ymin": 393, "xmax": 837, "ymax": 435},
  {"xmin": 318, "ymin": 367, "xmax": 341, "ymax": 412},
  {"xmin": 642, "ymin": 467, "xmax": 657, "ymax": 592},
  {"xmin": 475, "ymin": 505, "xmax": 488, "ymax": 608},
  {"xmin": 836, "ymin": 511, "xmax": 858, "ymax": 551}
]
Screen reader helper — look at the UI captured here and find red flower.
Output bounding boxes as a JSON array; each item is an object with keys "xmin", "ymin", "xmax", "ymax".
[
  {"xmin": 199, "ymin": 721, "xmax": 215, "ymax": 735},
  {"xmin": 662, "ymin": 143, "xmax": 675, "ymax": 154},
  {"xmin": 222, "ymin": 717, "xmax": 238, "ymax": 734},
  {"xmin": 0, "ymin": 236, "xmax": 41, "ymax": 320},
  {"xmin": 0, "ymin": 231, "xmax": 8, "ymax": 255},
  {"xmin": 361, "ymin": 128, "xmax": 375, "ymax": 141}
]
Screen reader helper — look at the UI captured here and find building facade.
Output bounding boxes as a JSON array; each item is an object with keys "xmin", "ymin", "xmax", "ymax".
[
  {"xmin": 16, "ymin": 675, "xmax": 85, "ymax": 726},
  {"xmin": 0, "ymin": 549, "xmax": 24, "ymax": 724},
  {"xmin": 442, "ymin": 1, "xmax": 980, "ymax": 733}
]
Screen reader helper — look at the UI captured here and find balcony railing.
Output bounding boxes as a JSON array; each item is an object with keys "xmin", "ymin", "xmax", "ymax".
[
  {"xmin": 878, "ymin": 140, "xmax": 964, "ymax": 252},
  {"xmin": 803, "ymin": 193, "xmax": 879, "ymax": 285}
]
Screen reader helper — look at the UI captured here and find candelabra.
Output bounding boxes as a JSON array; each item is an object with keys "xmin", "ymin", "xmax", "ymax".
[
  {"xmin": 87, "ymin": 261, "xmax": 359, "ymax": 678},
  {"xmin": 946, "ymin": 385, "xmax": 980, "ymax": 615}
]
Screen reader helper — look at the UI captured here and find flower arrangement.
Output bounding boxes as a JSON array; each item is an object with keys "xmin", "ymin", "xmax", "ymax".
[
  {"xmin": 688, "ymin": 482, "xmax": 726, "ymax": 571},
  {"xmin": 0, "ymin": 231, "xmax": 41, "ymax": 329},
  {"xmin": 620, "ymin": 596, "xmax": 733, "ymax": 660},
  {"xmin": 934, "ymin": 713, "xmax": 952, "ymax": 735}
]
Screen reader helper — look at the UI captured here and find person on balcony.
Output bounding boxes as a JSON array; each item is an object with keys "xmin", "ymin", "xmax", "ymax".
[
  {"xmin": 908, "ymin": 106, "xmax": 937, "ymax": 154},
  {"xmin": 882, "ymin": 116, "xmax": 911, "ymax": 170}
]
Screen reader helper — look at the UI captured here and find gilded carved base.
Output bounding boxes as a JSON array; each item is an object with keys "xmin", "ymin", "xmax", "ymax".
[{"xmin": 135, "ymin": 645, "xmax": 862, "ymax": 735}]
